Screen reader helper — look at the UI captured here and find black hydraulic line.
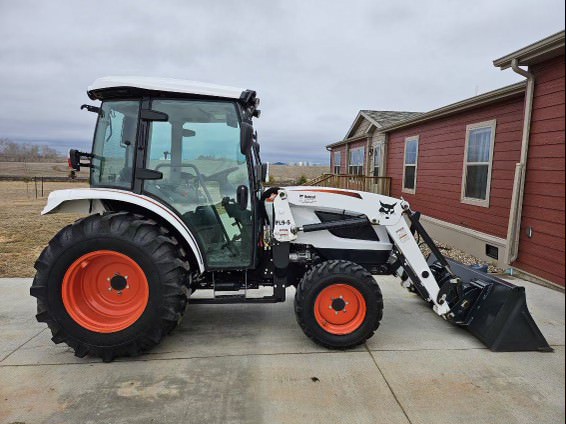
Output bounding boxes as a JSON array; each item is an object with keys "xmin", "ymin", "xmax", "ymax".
[
  {"xmin": 301, "ymin": 217, "xmax": 369, "ymax": 233},
  {"xmin": 406, "ymin": 211, "xmax": 452, "ymax": 273}
]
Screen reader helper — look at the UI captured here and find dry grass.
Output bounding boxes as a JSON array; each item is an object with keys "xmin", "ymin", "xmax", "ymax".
[
  {"xmin": 0, "ymin": 180, "xmax": 87, "ymax": 277},
  {"xmin": 0, "ymin": 161, "xmax": 73, "ymax": 178},
  {"xmin": 269, "ymin": 165, "xmax": 328, "ymax": 184}
]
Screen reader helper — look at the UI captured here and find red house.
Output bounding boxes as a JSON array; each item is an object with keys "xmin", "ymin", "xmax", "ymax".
[{"xmin": 326, "ymin": 31, "xmax": 565, "ymax": 287}]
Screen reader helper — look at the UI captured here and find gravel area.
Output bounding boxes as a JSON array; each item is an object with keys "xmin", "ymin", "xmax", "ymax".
[{"xmin": 419, "ymin": 239, "xmax": 504, "ymax": 274}]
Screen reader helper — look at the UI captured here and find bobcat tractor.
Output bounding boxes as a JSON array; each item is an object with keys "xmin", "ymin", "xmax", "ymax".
[{"xmin": 31, "ymin": 77, "xmax": 551, "ymax": 361}]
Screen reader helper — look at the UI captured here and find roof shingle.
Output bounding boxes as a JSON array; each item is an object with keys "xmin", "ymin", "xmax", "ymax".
[{"xmin": 360, "ymin": 110, "xmax": 422, "ymax": 127}]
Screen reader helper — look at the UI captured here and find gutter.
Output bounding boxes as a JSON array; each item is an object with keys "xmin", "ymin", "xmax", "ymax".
[
  {"xmin": 505, "ymin": 59, "xmax": 535, "ymax": 265},
  {"xmin": 326, "ymin": 133, "xmax": 369, "ymax": 149}
]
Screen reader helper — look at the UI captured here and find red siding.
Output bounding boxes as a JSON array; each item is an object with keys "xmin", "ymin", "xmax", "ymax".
[
  {"xmin": 387, "ymin": 95, "xmax": 525, "ymax": 239},
  {"xmin": 512, "ymin": 55, "xmax": 565, "ymax": 286}
]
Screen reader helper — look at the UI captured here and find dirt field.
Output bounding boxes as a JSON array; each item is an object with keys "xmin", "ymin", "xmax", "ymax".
[
  {"xmin": 0, "ymin": 180, "xmax": 87, "ymax": 277},
  {"xmin": 0, "ymin": 161, "xmax": 72, "ymax": 178},
  {"xmin": 0, "ymin": 161, "xmax": 328, "ymax": 184},
  {"xmin": 268, "ymin": 165, "xmax": 327, "ymax": 184}
]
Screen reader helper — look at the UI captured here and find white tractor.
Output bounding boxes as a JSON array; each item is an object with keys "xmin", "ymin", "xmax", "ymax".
[{"xmin": 31, "ymin": 77, "xmax": 551, "ymax": 361}]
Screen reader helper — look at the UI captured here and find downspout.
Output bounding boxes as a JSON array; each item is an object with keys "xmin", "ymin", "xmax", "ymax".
[{"xmin": 505, "ymin": 59, "xmax": 535, "ymax": 266}]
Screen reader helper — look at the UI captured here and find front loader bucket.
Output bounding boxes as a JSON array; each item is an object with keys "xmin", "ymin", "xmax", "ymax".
[{"xmin": 434, "ymin": 258, "xmax": 553, "ymax": 352}]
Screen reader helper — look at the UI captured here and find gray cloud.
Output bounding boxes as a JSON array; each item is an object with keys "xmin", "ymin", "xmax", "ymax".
[{"xmin": 0, "ymin": 0, "xmax": 563, "ymax": 163}]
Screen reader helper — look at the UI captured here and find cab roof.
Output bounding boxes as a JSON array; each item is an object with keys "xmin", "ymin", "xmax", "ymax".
[{"xmin": 87, "ymin": 76, "xmax": 247, "ymax": 100}]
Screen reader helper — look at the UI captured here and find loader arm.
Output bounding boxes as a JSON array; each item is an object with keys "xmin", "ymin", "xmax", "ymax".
[
  {"xmin": 270, "ymin": 187, "xmax": 551, "ymax": 352},
  {"xmin": 382, "ymin": 213, "xmax": 452, "ymax": 316},
  {"xmin": 271, "ymin": 188, "xmax": 451, "ymax": 316}
]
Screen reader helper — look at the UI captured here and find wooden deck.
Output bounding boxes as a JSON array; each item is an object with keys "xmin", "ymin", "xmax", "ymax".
[{"xmin": 304, "ymin": 173, "xmax": 391, "ymax": 196}]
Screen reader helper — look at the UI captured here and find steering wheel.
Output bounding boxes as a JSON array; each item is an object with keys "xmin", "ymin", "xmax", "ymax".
[
  {"xmin": 154, "ymin": 163, "xmax": 213, "ymax": 203},
  {"xmin": 203, "ymin": 166, "xmax": 240, "ymax": 195},
  {"xmin": 205, "ymin": 166, "xmax": 239, "ymax": 181}
]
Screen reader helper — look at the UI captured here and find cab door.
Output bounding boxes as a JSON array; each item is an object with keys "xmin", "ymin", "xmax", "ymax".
[
  {"xmin": 142, "ymin": 99, "xmax": 254, "ymax": 270},
  {"xmin": 90, "ymin": 100, "xmax": 139, "ymax": 189}
]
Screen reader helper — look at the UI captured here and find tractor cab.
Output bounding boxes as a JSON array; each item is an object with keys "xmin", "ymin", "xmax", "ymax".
[{"xmin": 80, "ymin": 77, "xmax": 265, "ymax": 270}]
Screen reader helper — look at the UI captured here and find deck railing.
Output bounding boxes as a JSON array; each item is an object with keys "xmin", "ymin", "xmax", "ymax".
[{"xmin": 304, "ymin": 173, "xmax": 391, "ymax": 196}]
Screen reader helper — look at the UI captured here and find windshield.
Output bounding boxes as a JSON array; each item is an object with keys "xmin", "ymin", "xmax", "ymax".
[{"xmin": 146, "ymin": 100, "xmax": 245, "ymax": 181}]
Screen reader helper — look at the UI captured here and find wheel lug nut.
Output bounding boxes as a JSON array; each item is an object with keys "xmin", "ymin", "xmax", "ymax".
[
  {"xmin": 108, "ymin": 287, "xmax": 112, "ymax": 291},
  {"xmin": 117, "ymin": 291, "xmax": 122, "ymax": 295}
]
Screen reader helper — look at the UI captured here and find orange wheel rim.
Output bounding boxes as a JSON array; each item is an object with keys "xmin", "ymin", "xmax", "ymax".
[
  {"xmin": 314, "ymin": 284, "xmax": 367, "ymax": 335},
  {"xmin": 62, "ymin": 250, "xmax": 149, "ymax": 333}
]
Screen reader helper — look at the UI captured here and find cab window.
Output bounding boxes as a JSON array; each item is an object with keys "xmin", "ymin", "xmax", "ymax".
[
  {"xmin": 90, "ymin": 100, "xmax": 139, "ymax": 189},
  {"xmin": 144, "ymin": 99, "xmax": 253, "ymax": 269}
]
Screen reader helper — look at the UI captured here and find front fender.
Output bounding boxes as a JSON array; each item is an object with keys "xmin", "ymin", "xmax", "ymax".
[{"xmin": 42, "ymin": 188, "xmax": 205, "ymax": 273}]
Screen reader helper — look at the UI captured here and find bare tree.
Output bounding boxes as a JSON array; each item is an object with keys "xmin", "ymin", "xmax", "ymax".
[{"xmin": 0, "ymin": 138, "xmax": 64, "ymax": 162}]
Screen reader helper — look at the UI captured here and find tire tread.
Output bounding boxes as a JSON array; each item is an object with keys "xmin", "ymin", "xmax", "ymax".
[
  {"xmin": 294, "ymin": 259, "xmax": 383, "ymax": 349},
  {"xmin": 30, "ymin": 212, "xmax": 189, "ymax": 361}
]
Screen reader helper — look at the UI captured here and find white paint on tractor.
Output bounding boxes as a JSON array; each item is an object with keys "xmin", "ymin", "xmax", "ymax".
[
  {"xmin": 88, "ymin": 76, "xmax": 246, "ymax": 99},
  {"xmin": 42, "ymin": 188, "xmax": 206, "ymax": 273}
]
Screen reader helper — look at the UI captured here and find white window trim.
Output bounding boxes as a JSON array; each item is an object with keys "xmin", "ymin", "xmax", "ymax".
[
  {"xmin": 372, "ymin": 143, "xmax": 384, "ymax": 177},
  {"xmin": 461, "ymin": 120, "xmax": 497, "ymax": 208},
  {"xmin": 333, "ymin": 150, "xmax": 342, "ymax": 174},
  {"xmin": 402, "ymin": 136, "xmax": 419, "ymax": 194},
  {"xmin": 348, "ymin": 146, "xmax": 365, "ymax": 175}
]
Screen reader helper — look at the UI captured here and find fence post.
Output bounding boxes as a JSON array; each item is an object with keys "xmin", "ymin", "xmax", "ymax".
[
  {"xmin": 41, "ymin": 177, "xmax": 44, "ymax": 197},
  {"xmin": 34, "ymin": 177, "xmax": 38, "ymax": 199}
]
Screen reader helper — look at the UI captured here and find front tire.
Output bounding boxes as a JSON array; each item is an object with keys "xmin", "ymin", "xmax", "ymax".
[
  {"xmin": 294, "ymin": 260, "xmax": 383, "ymax": 349},
  {"xmin": 30, "ymin": 212, "xmax": 190, "ymax": 362}
]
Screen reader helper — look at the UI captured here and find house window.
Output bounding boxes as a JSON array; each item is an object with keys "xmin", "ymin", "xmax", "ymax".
[
  {"xmin": 348, "ymin": 146, "xmax": 365, "ymax": 175},
  {"xmin": 333, "ymin": 150, "xmax": 342, "ymax": 174},
  {"xmin": 461, "ymin": 120, "xmax": 496, "ymax": 207},
  {"xmin": 402, "ymin": 136, "xmax": 419, "ymax": 193},
  {"xmin": 373, "ymin": 144, "xmax": 383, "ymax": 176}
]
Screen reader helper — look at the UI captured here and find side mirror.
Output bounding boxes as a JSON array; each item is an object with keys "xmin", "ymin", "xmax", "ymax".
[
  {"xmin": 261, "ymin": 162, "xmax": 270, "ymax": 183},
  {"xmin": 68, "ymin": 149, "xmax": 93, "ymax": 171},
  {"xmin": 68, "ymin": 149, "xmax": 81, "ymax": 171},
  {"xmin": 240, "ymin": 122, "xmax": 254, "ymax": 154}
]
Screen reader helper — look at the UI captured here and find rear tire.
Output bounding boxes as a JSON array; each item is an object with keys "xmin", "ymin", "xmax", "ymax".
[
  {"xmin": 294, "ymin": 260, "xmax": 383, "ymax": 349},
  {"xmin": 30, "ymin": 212, "xmax": 190, "ymax": 362}
]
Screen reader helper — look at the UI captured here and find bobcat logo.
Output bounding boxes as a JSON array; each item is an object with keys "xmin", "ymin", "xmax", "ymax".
[{"xmin": 379, "ymin": 201, "xmax": 397, "ymax": 219}]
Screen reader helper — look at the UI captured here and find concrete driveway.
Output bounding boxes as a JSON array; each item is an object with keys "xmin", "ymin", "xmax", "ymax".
[{"xmin": 1, "ymin": 276, "xmax": 564, "ymax": 424}]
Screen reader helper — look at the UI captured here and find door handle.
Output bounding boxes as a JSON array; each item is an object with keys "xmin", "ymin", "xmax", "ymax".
[{"xmin": 236, "ymin": 185, "xmax": 248, "ymax": 210}]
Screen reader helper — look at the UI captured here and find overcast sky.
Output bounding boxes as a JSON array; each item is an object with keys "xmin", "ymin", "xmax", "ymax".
[{"xmin": 0, "ymin": 0, "xmax": 564, "ymax": 164}]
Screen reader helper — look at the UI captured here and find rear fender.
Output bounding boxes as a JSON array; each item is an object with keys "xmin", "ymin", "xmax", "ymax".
[{"xmin": 42, "ymin": 188, "xmax": 205, "ymax": 273}]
